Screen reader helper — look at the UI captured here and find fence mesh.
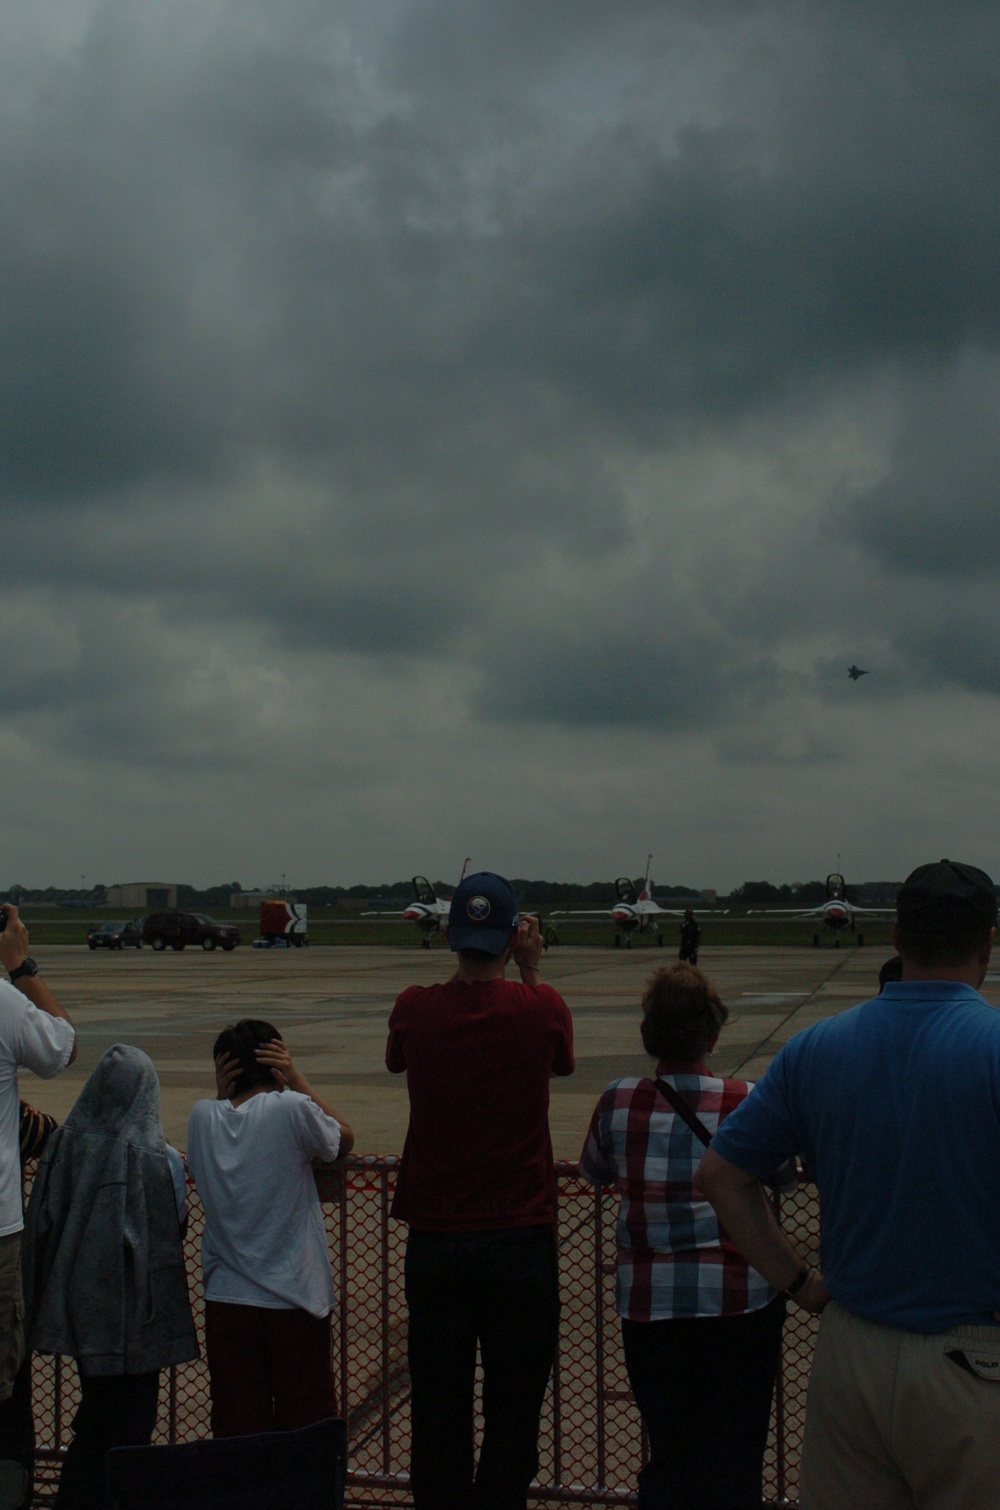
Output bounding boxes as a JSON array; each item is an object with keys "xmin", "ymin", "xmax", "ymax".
[{"xmin": 26, "ymin": 1157, "xmax": 820, "ymax": 1507}]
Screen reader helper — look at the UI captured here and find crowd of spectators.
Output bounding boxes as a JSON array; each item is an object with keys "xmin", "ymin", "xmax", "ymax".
[{"xmin": 0, "ymin": 859, "xmax": 996, "ymax": 1510}]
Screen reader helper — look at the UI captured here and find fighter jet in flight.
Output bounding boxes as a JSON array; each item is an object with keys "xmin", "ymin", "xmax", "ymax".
[
  {"xmin": 747, "ymin": 872, "xmax": 894, "ymax": 948},
  {"xmin": 847, "ymin": 665, "xmax": 869, "ymax": 681},
  {"xmin": 362, "ymin": 860, "xmax": 471, "ymax": 947},
  {"xmin": 551, "ymin": 856, "xmax": 717, "ymax": 949}
]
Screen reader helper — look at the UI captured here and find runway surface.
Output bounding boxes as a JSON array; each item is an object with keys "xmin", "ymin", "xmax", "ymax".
[{"xmin": 18, "ymin": 942, "xmax": 965, "ymax": 1156}]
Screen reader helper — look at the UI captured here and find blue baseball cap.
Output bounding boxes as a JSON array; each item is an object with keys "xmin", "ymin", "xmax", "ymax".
[{"xmin": 448, "ymin": 872, "xmax": 519, "ymax": 954}]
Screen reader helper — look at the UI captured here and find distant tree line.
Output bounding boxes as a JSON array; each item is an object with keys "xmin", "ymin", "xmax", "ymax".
[{"xmin": 0, "ymin": 877, "xmax": 916, "ymax": 909}]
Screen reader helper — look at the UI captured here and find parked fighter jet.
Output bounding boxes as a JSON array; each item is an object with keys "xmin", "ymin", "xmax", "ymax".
[
  {"xmin": 364, "ymin": 863, "xmax": 561, "ymax": 949},
  {"xmin": 848, "ymin": 665, "xmax": 869, "ymax": 681},
  {"xmin": 362, "ymin": 860, "xmax": 470, "ymax": 947},
  {"xmin": 747, "ymin": 872, "xmax": 894, "ymax": 947},
  {"xmin": 551, "ymin": 856, "xmax": 717, "ymax": 949}
]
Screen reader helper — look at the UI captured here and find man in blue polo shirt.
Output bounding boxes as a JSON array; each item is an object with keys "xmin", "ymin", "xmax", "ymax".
[{"xmin": 697, "ymin": 860, "xmax": 1000, "ymax": 1510}]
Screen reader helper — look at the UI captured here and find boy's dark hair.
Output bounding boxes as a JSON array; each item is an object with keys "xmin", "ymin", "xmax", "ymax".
[
  {"xmin": 456, "ymin": 947, "xmax": 498, "ymax": 965},
  {"xmin": 640, "ymin": 964, "xmax": 729, "ymax": 1062},
  {"xmin": 213, "ymin": 1019, "xmax": 282, "ymax": 1097}
]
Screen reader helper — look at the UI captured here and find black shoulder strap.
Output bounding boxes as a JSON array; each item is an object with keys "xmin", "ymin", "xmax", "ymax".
[{"xmin": 653, "ymin": 1077, "xmax": 714, "ymax": 1148}]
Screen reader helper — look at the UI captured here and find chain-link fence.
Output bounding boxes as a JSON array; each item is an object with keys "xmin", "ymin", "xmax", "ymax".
[{"xmin": 27, "ymin": 1157, "xmax": 819, "ymax": 1507}]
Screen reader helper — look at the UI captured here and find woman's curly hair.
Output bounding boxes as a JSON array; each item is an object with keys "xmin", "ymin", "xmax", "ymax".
[{"xmin": 640, "ymin": 964, "xmax": 729, "ymax": 1062}]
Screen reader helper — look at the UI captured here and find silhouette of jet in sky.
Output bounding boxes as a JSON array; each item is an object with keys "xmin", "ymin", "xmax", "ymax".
[{"xmin": 847, "ymin": 665, "xmax": 869, "ymax": 681}]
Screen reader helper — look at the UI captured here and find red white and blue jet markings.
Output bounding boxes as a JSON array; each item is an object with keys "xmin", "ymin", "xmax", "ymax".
[
  {"xmin": 362, "ymin": 860, "xmax": 471, "ymax": 948},
  {"xmin": 746, "ymin": 873, "xmax": 894, "ymax": 946},
  {"xmin": 551, "ymin": 856, "xmax": 718, "ymax": 949}
]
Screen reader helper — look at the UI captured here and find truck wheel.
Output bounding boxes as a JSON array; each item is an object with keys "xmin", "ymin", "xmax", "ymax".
[
  {"xmin": 151, "ymin": 936, "xmax": 167, "ymax": 951},
  {"xmin": 202, "ymin": 937, "xmax": 217, "ymax": 951}
]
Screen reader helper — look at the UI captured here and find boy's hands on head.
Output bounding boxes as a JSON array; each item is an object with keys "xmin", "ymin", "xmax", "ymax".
[
  {"xmin": 215, "ymin": 1052, "xmax": 240, "ymax": 1101},
  {"xmin": 255, "ymin": 1037, "xmax": 302, "ymax": 1093}
]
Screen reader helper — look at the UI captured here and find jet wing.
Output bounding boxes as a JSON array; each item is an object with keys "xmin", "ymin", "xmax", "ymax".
[
  {"xmin": 744, "ymin": 908, "xmax": 826, "ymax": 918},
  {"xmin": 550, "ymin": 908, "xmax": 613, "ymax": 918}
]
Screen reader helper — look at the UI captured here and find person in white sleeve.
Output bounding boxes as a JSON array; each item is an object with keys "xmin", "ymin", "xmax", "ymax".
[
  {"xmin": 186, "ymin": 1018, "xmax": 354, "ymax": 1438},
  {"xmin": 0, "ymin": 904, "xmax": 76, "ymax": 1443}
]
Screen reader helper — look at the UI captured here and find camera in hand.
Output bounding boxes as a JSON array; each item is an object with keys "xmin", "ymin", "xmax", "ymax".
[{"xmin": 0, "ymin": 908, "xmax": 8, "ymax": 933}]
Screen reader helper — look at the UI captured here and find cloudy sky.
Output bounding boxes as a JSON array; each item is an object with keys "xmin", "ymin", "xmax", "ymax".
[{"xmin": 3, "ymin": 0, "xmax": 999, "ymax": 891}]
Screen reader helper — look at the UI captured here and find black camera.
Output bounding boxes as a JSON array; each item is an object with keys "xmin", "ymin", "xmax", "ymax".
[{"xmin": 0, "ymin": 907, "xmax": 8, "ymax": 933}]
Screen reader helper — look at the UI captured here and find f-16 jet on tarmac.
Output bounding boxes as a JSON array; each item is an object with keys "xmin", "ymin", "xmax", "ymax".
[
  {"xmin": 363, "ymin": 861, "xmax": 471, "ymax": 947},
  {"xmin": 551, "ymin": 855, "xmax": 720, "ymax": 949},
  {"xmin": 747, "ymin": 871, "xmax": 895, "ymax": 947}
]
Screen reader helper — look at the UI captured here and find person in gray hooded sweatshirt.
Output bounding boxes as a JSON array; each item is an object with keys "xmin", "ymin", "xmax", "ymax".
[{"xmin": 23, "ymin": 1046, "xmax": 197, "ymax": 1510}]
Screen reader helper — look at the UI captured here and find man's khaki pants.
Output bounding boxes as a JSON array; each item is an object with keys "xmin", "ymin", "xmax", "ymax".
[{"xmin": 801, "ymin": 1300, "xmax": 1000, "ymax": 1510}]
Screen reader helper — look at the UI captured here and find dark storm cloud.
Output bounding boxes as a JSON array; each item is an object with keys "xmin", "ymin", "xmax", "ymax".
[
  {"xmin": 477, "ymin": 626, "xmax": 779, "ymax": 732},
  {"xmin": 2, "ymin": 0, "xmax": 1000, "ymax": 759},
  {"xmin": 5, "ymin": 0, "xmax": 999, "ymax": 520},
  {"xmin": 843, "ymin": 355, "xmax": 1000, "ymax": 576}
]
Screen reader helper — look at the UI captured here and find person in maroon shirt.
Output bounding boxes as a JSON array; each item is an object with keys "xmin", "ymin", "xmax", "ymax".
[{"xmin": 386, "ymin": 871, "xmax": 574, "ymax": 1510}]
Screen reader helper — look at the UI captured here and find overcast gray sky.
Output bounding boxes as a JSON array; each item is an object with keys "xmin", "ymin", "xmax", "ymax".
[{"xmin": 3, "ymin": 0, "xmax": 999, "ymax": 892}]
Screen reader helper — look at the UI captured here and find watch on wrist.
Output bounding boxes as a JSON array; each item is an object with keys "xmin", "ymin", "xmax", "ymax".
[
  {"xmin": 783, "ymin": 1265, "xmax": 811, "ymax": 1299},
  {"xmin": 9, "ymin": 957, "xmax": 38, "ymax": 983}
]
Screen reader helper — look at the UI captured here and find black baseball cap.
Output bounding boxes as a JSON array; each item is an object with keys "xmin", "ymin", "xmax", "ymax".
[
  {"xmin": 896, "ymin": 860, "xmax": 998, "ymax": 933},
  {"xmin": 448, "ymin": 872, "xmax": 520, "ymax": 954}
]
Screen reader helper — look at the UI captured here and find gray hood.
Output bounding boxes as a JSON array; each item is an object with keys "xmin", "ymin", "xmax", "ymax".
[{"xmin": 23, "ymin": 1045, "xmax": 198, "ymax": 1376}]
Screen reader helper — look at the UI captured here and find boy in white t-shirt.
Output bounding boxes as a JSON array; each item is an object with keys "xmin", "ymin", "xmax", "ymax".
[{"xmin": 186, "ymin": 1019, "xmax": 354, "ymax": 1437}]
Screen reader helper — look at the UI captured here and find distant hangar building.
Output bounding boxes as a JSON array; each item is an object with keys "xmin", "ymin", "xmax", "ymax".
[{"xmin": 105, "ymin": 881, "xmax": 177, "ymax": 910}]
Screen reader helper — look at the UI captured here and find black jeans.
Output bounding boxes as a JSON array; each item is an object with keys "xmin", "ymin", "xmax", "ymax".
[
  {"xmin": 404, "ymin": 1226, "xmax": 560, "ymax": 1510},
  {"xmin": 0, "ymin": 1354, "xmax": 34, "ymax": 1504},
  {"xmin": 621, "ymin": 1295, "xmax": 786, "ymax": 1510},
  {"xmin": 55, "ymin": 1371, "xmax": 160, "ymax": 1510}
]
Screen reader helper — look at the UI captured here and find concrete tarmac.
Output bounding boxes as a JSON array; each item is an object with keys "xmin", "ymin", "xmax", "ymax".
[{"xmin": 18, "ymin": 942, "xmax": 983, "ymax": 1157}]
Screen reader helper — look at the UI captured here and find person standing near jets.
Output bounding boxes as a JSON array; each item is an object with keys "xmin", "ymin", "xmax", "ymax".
[
  {"xmin": 386, "ymin": 871, "xmax": 574, "ymax": 1510},
  {"xmin": 678, "ymin": 909, "xmax": 701, "ymax": 965}
]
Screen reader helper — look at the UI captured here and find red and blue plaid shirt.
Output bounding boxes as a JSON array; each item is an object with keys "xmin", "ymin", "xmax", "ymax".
[{"xmin": 580, "ymin": 1073, "xmax": 791, "ymax": 1321}]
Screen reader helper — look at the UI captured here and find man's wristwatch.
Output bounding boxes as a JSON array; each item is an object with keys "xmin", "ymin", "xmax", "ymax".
[
  {"xmin": 783, "ymin": 1265, "xmax": 811, "ymax": 1299},
  {"xmin": 9, "ymin": 957, "xmax": 39, "ymax": 983}
]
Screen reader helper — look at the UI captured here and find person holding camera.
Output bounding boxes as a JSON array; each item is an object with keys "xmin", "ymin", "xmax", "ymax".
[
  {"xmin": 386, "ymin": 872, "xmax": 574, "ymax": 1510},
  {"xmin": 0, "ymin": 907, "xmax": 76, "ymax": 1448}
]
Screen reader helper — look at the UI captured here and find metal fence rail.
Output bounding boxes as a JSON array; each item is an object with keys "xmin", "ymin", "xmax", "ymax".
[{"xmin": 27, "ymin": 1157, "xmax": 820, "ymax": 1507}]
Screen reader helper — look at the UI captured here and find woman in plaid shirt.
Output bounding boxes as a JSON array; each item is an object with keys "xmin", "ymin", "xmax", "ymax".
[{"xmin": 580, "ymin": 964, "xmax": 794, "ymax": 1510}]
